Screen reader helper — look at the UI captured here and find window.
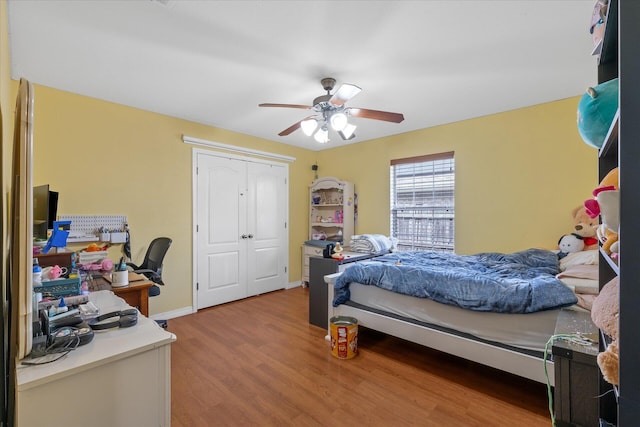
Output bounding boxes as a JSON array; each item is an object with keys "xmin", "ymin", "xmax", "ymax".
[{"xmin": 390, "ymin": 152, "xmax": 455, "ymax": 252}]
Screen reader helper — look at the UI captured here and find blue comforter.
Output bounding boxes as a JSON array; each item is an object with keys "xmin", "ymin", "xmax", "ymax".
[{"xmin": 333, "ymin": 249, "xmax": 577, "ymax": 313}]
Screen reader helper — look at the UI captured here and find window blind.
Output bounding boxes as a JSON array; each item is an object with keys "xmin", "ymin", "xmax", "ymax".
[{"xmin": 390, "ymin": 152, "xmax": 455, "ymax": 252}]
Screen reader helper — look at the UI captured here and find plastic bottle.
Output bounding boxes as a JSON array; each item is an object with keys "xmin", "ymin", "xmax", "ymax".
[
  {"xmin": 56, "ymin": 297, "xmax": 68, "ymax": 314},
  {"xmin": 32, "ymin": 258, "xmax": 42, "ymax": 286}
]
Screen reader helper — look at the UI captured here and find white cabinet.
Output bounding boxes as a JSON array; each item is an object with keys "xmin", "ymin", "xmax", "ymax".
[
  {"xmin": 301, "ymin": 244, "xmax": 324, "ymax": 285},
  {"xmin": 16, "ymin": 291, "xmax": 175, "ymax": 427},
  {"xmin": 309, "ymin": 177, "xmax": 355, "ymax": 243},
  {"xmin": 302, "ymin": 177, "xmax": 356, "ymax": 285}
]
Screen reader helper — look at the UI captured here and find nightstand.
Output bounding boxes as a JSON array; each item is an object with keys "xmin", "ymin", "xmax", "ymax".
[
  {"xmin": 552, "ymin": 309, "xmax": 600, "ymax": 427},
  {"xmin": 308, "ymin": 253, "xmax": 376, "ymax": 328}
]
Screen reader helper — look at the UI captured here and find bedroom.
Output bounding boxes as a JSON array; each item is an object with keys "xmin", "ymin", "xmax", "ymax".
[
  {"xmin": 1, "ymin": 0, "xmax": 633, "ymax": 425},
  {"xmin": 1, "ymin": 1, "xmax": 599, "ymax": 318}
]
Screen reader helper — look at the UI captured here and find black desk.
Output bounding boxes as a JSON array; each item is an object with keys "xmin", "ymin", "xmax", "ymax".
[{"xmin": 309, "ymin": 252, "xmax": 377, "ymax": 328}]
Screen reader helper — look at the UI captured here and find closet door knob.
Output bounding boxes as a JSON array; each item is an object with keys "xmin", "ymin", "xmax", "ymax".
[
  {"xmin": 248, "ymin": 234, "xmax": 254, "ymax": 239},
  {"xmin": 241, "ymin": 234, "xmax": 248, "ymax": 239}
]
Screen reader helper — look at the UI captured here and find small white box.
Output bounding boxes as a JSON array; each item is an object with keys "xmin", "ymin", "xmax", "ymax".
[{"xmin": 110, "ymin": 232, "xmax": 127, "ymax": 243}]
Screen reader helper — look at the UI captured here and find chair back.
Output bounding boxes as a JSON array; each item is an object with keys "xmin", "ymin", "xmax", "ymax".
[{"xmin": 141, "ymin": 237, "xmax": 172, "ymax": 282}]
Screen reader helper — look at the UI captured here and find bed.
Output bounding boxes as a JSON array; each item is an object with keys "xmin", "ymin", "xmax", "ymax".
[{"xmin": 324, "ymin": 248, "xmax": 599, "ymax": 385}]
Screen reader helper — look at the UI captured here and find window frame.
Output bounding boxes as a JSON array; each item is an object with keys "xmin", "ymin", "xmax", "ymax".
[{"xmin": 390, "ymin": 151, "xmax": 455, "ymax": 252}]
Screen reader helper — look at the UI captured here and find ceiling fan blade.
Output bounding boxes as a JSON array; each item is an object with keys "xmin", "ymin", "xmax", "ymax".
[
  {"xmin": 259, "ymin": 103, "xmax": 312, "ymax": 110},
  {"xmin": 347, "ymin": 108, "xmax": 405, "ymax": 123},
  {"xmin": 329, "ymin": 83, "xmax": 362, "ymax": 106},
  {"xmin": 338, "ymin": 130, "xmax": 356, "ymax": 141},
  {"xmin": 278, "ymin": 120, "xmax": 305, "ymax": 136}
]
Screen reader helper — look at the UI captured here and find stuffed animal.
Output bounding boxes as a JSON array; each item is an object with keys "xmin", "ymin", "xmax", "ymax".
[
  {"xmin": 591, "ymin": 276, "xmax": 619, "ymax": 385},
  {"xmin": 585, "ymin": 168, "xmax": 619, "ymax": 255},
  {"xmin": 331, "ymin": 242, "xmax": 345, "ymax": 260},
  {"xmin": 571, "ymin": 205, "xmax": 599, "ymax": 250},
  {"xmin": 577, "ymin": 78, "xmax": 618, "ymax": 149},
  {"xmin": 557, "ymin": 233, "xmax": 586, "ymax": 259}
]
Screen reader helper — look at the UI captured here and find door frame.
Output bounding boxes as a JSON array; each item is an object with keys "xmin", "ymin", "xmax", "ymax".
[{"xmin": 191, "ymin": 147, "xmax": 290, "ymax": 311}]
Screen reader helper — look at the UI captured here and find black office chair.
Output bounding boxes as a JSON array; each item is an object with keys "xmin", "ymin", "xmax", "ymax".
[{"xmin": 127, "ymin": 237, "xmax": 172, "ymax": 328}]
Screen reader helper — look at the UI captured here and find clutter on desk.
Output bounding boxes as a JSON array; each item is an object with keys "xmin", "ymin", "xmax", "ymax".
[
  {"xmin": 78, "ymin": 247, "xmax": 109, "ymax": 265},
  {"xmin": 33, "ymin": 247, "xmax": 131, "ymax": 302}
]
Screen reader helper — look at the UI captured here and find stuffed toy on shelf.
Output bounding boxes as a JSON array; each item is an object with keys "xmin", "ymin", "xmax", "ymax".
[
  {"xmin": 585, "ymin": 167, "xmax": 619, "ymax": 256},
  {"xmin": 591, "ymin": 276, "xmax": 619, "ymax": 385}
]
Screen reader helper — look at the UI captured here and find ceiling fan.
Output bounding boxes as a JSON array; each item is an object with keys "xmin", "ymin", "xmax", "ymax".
[{"xmin": 259, "ymin": 77, "xmax": 404, "ymax": 143}]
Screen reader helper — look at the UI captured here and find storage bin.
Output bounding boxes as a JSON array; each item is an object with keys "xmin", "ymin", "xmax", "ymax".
[{"xmin": 33, "ymin": 277, "xmax": 81, "ymax": 298}]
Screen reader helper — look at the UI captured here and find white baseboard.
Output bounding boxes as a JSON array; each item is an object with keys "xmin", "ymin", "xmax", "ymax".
[
  {"xmin": 153, "ymin": 282, "xmax": 303, "ymax": 321},
  {"xmin": 287, "ymin": 281, "xmax": 303, "ymax": 289},
  {"xmin": 149, "ymin": 306, "xmax": 194, "ymax": 321}
]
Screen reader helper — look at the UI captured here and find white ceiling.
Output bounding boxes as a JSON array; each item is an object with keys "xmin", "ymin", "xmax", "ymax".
[{"xmin": 7, "ymin": 0, "xmax": 598, "ymax": 151}]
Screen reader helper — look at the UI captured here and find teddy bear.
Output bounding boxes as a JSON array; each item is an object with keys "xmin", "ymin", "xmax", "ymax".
[
  {"xmin": 571, "ymin": 205, "xmax": 599, "ymax": 250},
  {"xmin": 591, "ymin": 276, "xmax": 619, "ymax": 385},
  {"xmin": 585, "ymin": 167, "xmax": 619, "ymax": 255}
]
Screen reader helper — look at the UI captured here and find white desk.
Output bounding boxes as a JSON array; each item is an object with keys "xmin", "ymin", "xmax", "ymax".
[{"xmin": 16, "ymin": 291, "xmax": 176, "ymax": 427}]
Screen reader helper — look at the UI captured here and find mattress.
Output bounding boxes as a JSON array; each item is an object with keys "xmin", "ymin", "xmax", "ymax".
[{"xmin": 347, "ymin": 282, "xmax": 562, "ymax": 353}]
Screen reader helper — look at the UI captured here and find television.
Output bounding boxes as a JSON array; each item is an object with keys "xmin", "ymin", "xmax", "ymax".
[{"xmin": 33, "ymin": 184, "xmax": 58, "ymax": 241}]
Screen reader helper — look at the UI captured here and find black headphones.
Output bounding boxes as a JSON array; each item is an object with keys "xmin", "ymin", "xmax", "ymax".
[{"xmin": 87, "ymin": 309, "xmax": 138, "ymax": 330}]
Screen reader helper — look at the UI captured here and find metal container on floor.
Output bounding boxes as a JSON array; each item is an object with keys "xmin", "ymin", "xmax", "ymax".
[{"xmin": 329, "ymin": 316, "xmax": 358, "ymax": 359}]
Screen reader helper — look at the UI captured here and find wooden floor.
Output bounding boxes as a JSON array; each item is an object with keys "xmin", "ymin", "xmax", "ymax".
[{"xmin": 168, "ymin": 287, "xmax": 552, "ymax": 426}]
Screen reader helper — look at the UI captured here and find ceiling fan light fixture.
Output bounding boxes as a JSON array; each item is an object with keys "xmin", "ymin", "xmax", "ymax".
[
  {"xmin": 300, "ymin": 118, "xmax": 318, "ymax": 136},
  {"xmin": 339, "ymin": 123, "xmax": 357, "ymax": 140},
  {"xmin": 314, "ymin": 127, "xmax": 329, "ymax": 143},
  {"xmin": 260, "ymin": 77, "xmax": 404, "ymax": 142},
  {"xmin": 330, "ymin": 112, "xmax": 348, "ymax": 131}
]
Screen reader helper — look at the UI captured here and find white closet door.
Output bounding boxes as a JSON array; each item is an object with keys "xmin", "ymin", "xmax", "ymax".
[
  {"xmin": 195, "ymin": 151, "xmax": 288, "ymax": 309},
  {"xmin": 246, "ymin": 162, "xmax": 287, "ymax": 296},
  {"xmin": 196, "ymin": 154, "xmax": 248, "ymax": 308}
]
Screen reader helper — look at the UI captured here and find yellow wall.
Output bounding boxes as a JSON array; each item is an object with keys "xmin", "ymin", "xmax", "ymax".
[
  {"xmin": 315, "ymin": 98, "xmax": 598, "ymax": 254},
  {"xmin": 1, "ymin": 0, "xmax": 598, "ymax": 315},
  {"xmin": 27, "ymin": 85, "xmax": 316, "ymax": 314}
]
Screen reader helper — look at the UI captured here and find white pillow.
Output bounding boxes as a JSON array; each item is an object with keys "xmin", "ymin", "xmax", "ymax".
[{"xmin": 559, "ymin": 250, "xmax": 599, "ymax": 271}]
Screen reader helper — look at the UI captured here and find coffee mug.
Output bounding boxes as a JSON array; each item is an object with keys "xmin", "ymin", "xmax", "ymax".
[{"xmin": 111, "ymin": 270, "xmax": 129, "ymax": 288}]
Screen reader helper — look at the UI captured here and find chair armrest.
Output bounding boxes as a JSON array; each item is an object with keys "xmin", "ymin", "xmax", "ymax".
[{"xmin": 131, "ymin": 268, "xmax": 164, "ymax": 285}]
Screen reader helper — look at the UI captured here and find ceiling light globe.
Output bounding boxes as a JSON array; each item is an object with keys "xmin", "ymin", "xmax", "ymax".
[
  {"xmin": 314, "ymin": 128, "xmax": 329, "ymax": 143},
  {"xmin": 300, "ymin": 119, "xmax": 318, "ymax": 136},
  {"xmin": 330, "ymin": 112, "xmax": 348, "ymax": 131},
  {"xmin": 340, "ymin": 123, "xmax": 357, "ymax": 140}
]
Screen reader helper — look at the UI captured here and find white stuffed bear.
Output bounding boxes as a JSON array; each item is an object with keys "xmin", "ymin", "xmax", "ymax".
[{"xmin": 558, "ymin": 233, "xmax": 586, "ymax": 259}]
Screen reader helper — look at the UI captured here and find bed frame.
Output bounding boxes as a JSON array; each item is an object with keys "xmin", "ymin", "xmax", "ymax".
[{"xmin": 324, "ymin": 273, "xmax": 554, "ymax": 386}]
